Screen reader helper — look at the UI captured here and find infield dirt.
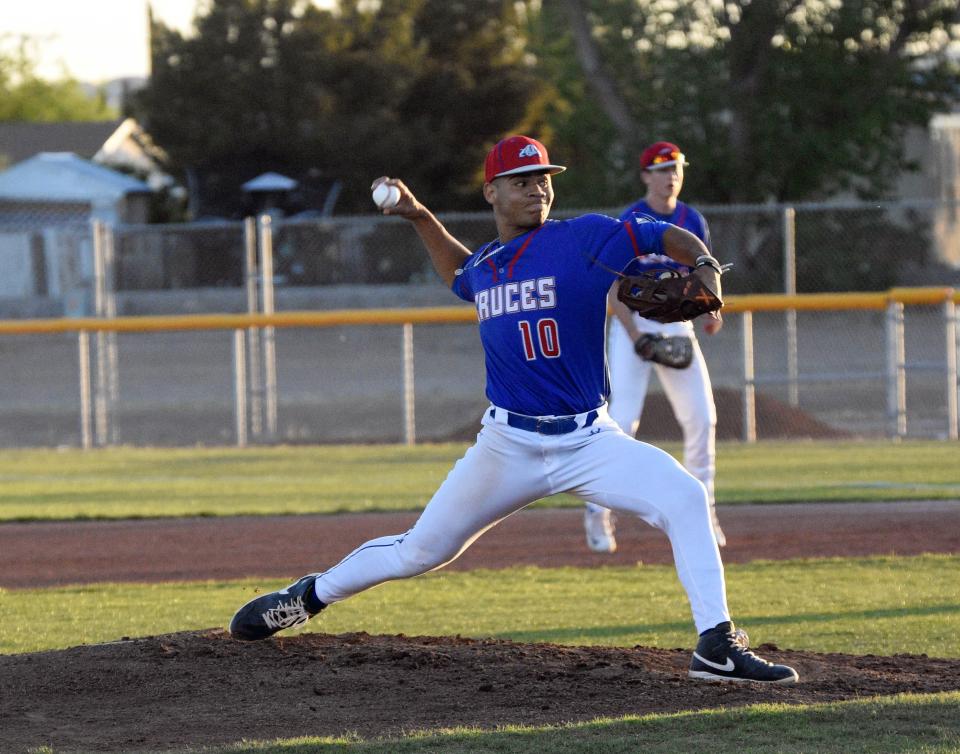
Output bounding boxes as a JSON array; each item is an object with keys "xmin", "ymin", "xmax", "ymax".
[{"xmin": 4, "ymin": 630, "xmax": 960, "ymax": 753}]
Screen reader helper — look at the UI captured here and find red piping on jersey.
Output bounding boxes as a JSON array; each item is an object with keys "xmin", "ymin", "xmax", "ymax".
[
  {"xmin": 506, "ymin": 225, "xmax": 545, "ymax": 278},
  {"xmin": 486, "ymin": 258, "xmax": 499, "ymax": 283},
  {"xmin": 675, "ymin": 204, "xmax": 688, "ymax": 227},
  {"xmin": 623, "ymin": 219, "xmax": 642, "ymax": 257}
]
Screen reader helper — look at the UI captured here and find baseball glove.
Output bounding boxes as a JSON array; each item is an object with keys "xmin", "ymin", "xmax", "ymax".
[
  {"xmin": 634, "ymin": 334, "xmax": 693, "ymax": 369},
  {"xmin": 616, "ymin": 269, "xmax": 722, "ymax": 323}
]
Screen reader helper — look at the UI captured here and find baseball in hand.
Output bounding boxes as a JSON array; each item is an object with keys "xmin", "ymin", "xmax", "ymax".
[{"xmin": 372, "ymin": 182, "xmax": 401, "ymax": 209}]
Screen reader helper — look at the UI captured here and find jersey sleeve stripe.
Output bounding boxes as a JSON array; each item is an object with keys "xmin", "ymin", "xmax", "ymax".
[{"xmin": 623, "ymin": 219, "xmax": 642, "ymax": 257}]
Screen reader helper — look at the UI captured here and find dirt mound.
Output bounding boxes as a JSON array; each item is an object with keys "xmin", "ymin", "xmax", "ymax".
[
  {"xmin": 641, "ymin": 387, "xmax": 849, "ymax": 441},
  {"xmin": 3, "ymin": 630, "xmax": 958, "ymax": 752}
]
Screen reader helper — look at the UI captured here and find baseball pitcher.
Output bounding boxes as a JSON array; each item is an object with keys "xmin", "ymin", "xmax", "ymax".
[{"xmin": 229, "ymin": 135, "xmax": 798, "ymax": 684}]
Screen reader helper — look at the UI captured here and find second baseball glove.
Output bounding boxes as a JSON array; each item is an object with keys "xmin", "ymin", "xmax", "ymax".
[
  {"xmin": 616, "ymin": 269, "xmax": 722, "ymax": 323},
  {"xmin": 634, "ymin": 334, "xmax": 693, "ymax": 369}
]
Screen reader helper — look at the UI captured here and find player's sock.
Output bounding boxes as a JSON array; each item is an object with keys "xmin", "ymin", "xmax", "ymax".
[{"xmin": 303, "ymin": 581, "xmax": 326, "ymax": 614}]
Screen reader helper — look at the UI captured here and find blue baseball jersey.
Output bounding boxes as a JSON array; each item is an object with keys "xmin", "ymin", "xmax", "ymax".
[
  {"xmin": 618, "ymin": 199, "xmax": 711, "ymax": 276},
  {"xmin": 451, "ymin": 213, "xmax": 672, "ymax": 416}
]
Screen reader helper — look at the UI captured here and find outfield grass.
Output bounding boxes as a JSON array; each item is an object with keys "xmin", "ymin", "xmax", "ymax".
[
  {"xmin": 0, "ymin": 440, "xmax": 957, "ymax": 521},
  {"xmin": 3, "ymin": 555, "xmax": 958, "ymax": 656}
]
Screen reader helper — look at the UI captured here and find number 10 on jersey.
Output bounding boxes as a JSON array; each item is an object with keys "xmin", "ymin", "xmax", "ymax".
[{"xmin": 518, "ymin": 318, "xmax": 561, "ymax": 360}]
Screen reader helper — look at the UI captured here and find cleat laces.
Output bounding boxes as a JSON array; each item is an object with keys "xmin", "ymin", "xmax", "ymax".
[
  {"xmin": 262, "ymin": 595, "xmax": 311, "ymax": 631},
  {"xmin": 728, "ymin": 628, "xmax": 776, "ymax": 668}
]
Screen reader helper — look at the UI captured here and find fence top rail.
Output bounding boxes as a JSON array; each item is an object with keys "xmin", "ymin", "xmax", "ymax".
[
  {"xmin": 725, "ymin": 287, "xmax": 957, "ymax": 312},
  {"xmin": 0, "ymin": 287, "xmax": 956, "ymax": 335}
]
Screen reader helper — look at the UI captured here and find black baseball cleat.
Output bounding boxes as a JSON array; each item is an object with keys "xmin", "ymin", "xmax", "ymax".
[
  {"xmin": 229, "ymin": 573, "xmax": 326, "ymax": 641},
  {"xmin": 688, "ymin": 621, "xmax": 799, "ymax": 684}
]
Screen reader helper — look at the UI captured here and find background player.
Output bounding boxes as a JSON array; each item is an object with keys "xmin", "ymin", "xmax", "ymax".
[
  {"xmin": 229, "ymin": 135, "xmax": 798, "ymax": 684},
  {"xmin": 584, "ymin": 141, "xmax": 725, "ymax": 553}
]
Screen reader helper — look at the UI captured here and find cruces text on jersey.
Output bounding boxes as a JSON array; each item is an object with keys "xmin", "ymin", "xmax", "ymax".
[{"xmin": 475, "ymin": 277, "xmax": 557, "ymax": 322}]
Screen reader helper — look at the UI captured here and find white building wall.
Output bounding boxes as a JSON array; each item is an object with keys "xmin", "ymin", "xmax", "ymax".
[
  {"xmin": 931, "ymin": 114, "xmax": 960, "ymax": 268},
  {"xmin": 0, "ymin": 233, "xmax": 34, "ymax": 296}
]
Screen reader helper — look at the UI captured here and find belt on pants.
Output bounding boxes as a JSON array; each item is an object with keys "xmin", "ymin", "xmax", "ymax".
[{"xmin": 489, "ymin": 406, "xmax": 600, "ymax": 435}]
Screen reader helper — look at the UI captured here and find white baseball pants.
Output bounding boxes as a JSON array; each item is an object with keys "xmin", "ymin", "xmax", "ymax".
[
  {"xmin": 313, "ymin": 406, "xmax": 730, "ymax": 634},
  {"xmin": 601, "ymin": 315, "xmax": 717, "ymax": 503}
]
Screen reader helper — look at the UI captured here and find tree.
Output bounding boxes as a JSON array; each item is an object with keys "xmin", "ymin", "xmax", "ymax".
[
  {"xmin": 0, "ymin": 37, "xmax": 116, "ymax": 122},
  {"xmin": 544, "ymin": 0, "xmax": 960, "ymax": 204},
  {"xmin": 133, "ymin": 0, "xmax": 547, "ymax": 218}
]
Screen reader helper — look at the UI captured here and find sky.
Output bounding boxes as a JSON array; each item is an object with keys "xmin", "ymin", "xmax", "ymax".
[{"xmin": 4, "ymin": 1, "xmax": 229, "ymax": 83}]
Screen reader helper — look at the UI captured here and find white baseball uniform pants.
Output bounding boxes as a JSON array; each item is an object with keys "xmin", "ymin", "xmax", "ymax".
[
  {"xmin": 313, "ymin": 406, "xmax": 730, "ymax": 634},
  {"xmin": 594, "ymin": 315, "xmax": 717, "ymax": 504}
]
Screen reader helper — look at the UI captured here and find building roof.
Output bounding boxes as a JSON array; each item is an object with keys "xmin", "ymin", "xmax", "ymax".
[
  {"xmin": 0, "ymin": 120, "xmax": 124, "ymax": 169},
  {"xmin": 242, "ymin": 172, "xmax": 299, "ymax": 192},
  {"xmin": 0, "ymin": 152, "xmax": 150, "ymax": 202}
]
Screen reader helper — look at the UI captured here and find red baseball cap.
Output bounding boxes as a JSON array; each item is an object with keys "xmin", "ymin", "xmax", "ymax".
[
  {"xmin": 640, "ymin": 141, "xmax": 689, "ymax": 171},
  {"xmin": 484, "ymin": 135, "xmax": 566, "ymax": 183}
]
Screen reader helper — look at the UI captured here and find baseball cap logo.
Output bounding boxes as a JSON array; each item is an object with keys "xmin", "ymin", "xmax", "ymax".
[{"xmin": 518, "ymin": 144, "xmax": 541, "ymax": 159}]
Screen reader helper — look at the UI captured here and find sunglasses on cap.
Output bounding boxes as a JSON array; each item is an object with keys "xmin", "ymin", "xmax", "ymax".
[{"xmin": 649, "ymin": 151, "xmax": 685, "ymax": 167}]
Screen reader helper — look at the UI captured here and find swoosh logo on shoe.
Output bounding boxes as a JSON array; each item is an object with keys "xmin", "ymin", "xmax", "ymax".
[{"xmin": 693, "ymin": 652, "xmax": 735, "ymax": 672}]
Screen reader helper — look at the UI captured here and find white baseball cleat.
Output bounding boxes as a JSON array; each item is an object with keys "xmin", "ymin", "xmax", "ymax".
[{"xmin": 584, "ymin": 507, "xmax": 617, "ymax": 553}]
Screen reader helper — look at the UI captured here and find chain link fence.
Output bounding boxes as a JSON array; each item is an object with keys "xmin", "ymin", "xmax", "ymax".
[
  {"xmin": 104, "ymin": 200, "xmax": 958, "ymax": 295},
  {"xmin": 0, "ymin": 200, "xmax": 958, "ymax": 448}
]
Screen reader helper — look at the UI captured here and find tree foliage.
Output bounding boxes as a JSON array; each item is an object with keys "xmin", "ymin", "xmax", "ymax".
[
  {"xmin": 133, "ymin": 0, "xmax": 547, "ymax": 217},
  {"xmin": 130, "ymin": 0, "xmax": 959, "ymax": 218},
  {"xmin": 0, "ymin": 37, "xmax": 116, "ymax": 122},
  {"xmin": 542, "ymin": 0, "xmax": 960, "ymax": 205}
]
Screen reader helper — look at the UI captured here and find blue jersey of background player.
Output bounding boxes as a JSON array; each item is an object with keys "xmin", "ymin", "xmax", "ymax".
[
  {"xmin": 451, "ymin": 212, "xmax": 672, "ymax": 416},
  {"xmin": 617, "ymin": 198, "xmax": 711, "ymax": 278}
]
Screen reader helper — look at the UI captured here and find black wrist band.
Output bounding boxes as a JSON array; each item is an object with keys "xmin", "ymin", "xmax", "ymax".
[{"xmin": 695, "ymin": 255, "xmax": 723, "ymax": 275}]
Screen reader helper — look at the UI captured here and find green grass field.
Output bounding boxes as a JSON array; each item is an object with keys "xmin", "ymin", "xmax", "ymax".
[
  {"xmin": 0, "ymin": 439, "xmax": 957, "ymax": 521},
  {"xmin": 3, "ymin": 555, "xmax": 959, "ymax": 656},
  {"xmin": 4, "ymin": 440, "xmax": 960, "ymax": 752},
  {"xmin": 5, "ymin": 556, "xmax": 960, "ymax": 753}
]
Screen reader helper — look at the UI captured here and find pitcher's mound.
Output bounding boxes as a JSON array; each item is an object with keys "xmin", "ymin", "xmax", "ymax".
[{"xmin": 3, "ymin": 629, "xmax": 958, "ymax": 752}]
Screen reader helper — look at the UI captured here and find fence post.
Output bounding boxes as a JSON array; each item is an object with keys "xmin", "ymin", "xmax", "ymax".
[
  {"xmin": 233, "ymin": 329, "xmax": 248, "ymax": 448},
  {"xmin": 741, "ymin": 311, "xmax": 757, "ymax": 443},
  {"xmin": 402, "ymin": 323, "xmax": 416, "ymax": 445},
  {"xmin": 243, "ymin": 217, "xmax": 263, "ymax": 439},
  {"xmin": 91, "ymin": 220, "xmax": 113, "ymax": 446},
  {"xmin": 946, "ymin": 297, "xmax": 958, "ymax": 440},
  {"xmin": 78, "ymin": 330, "xmax": 92, "ymax": 449},
  {"xmin": 885, "ymin": 300, "xmax": 907, "ymax": 438},
  {"xmin": 103, "ymin": 223, "xmax": 119, "ymax": 444},
  {"xmin": 258, "ymin": 214, "xmax": 278, "ymax": 440},
  {"xmin": 782, "ymin": 206, "xmax": 799, "ymax": 406}
]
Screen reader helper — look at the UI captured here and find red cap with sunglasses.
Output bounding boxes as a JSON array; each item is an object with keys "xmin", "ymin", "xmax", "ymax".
[{"xmin": 639, "ymin": 141, "xmax": 690, "ymax": 171}]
